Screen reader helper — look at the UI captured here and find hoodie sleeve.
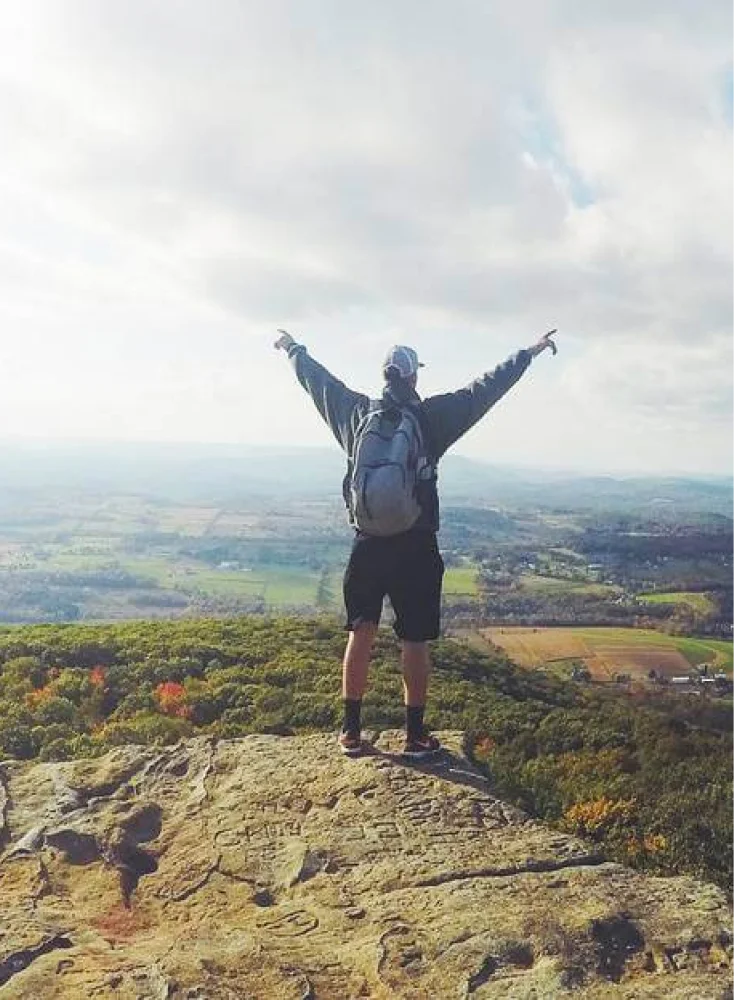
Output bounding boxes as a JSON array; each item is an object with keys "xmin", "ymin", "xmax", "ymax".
[
  {"xmin": 286, "ymin": 343, "xmax": 368, "ymax": 454},
  {"xmin": 421, "ymin": 350, "xmax": 533, "ymax": 457}
]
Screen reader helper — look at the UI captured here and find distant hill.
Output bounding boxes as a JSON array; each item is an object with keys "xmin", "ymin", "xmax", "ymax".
[{"xmin": 0, "ymin": 441, "xmax": 731, "ymax": 516}]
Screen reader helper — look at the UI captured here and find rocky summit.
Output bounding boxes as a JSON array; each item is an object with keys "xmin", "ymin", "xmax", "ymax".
[{"xmin": 0, "ymin": 732, "xmax": 730, "ymax": 999}]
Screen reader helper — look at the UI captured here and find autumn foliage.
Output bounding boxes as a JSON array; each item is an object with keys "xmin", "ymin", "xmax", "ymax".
[
  {"xmin": 154, "ymin": 681, "xmax": 190, "ymax": 718},
  {"xmin": 0, "ymin": 616, "xmax": 728, "ymax": 894},
  {"xmin": 90, "ymin": 666, "xmax": 106, "ymax": 688},
  {"xmin": 562, "ymin": 796, "xmax": 637, "ymax": 838}
]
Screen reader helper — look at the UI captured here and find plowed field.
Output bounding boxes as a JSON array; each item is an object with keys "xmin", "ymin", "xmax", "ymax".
[{"xmin": 480, "ymin": 627, "xmax": 731, "ymax": 680}]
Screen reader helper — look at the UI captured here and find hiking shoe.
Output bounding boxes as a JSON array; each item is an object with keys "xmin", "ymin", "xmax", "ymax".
[
  {"xmin": 402, "ymin": 733, "xmax": 442, "ymax": 758},
  {"xmin": 338, "ymin": 731, "xmax": 366, "ymax": 757}
]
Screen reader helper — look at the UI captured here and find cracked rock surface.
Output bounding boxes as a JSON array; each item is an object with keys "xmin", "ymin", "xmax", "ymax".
[{"xmin": 0, "ymin": 732, "xmax": 730, "ymax": 998}]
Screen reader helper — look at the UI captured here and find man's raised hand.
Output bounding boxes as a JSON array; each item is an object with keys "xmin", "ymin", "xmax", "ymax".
[
  {"xmin": 529, "ymin": 329, "xmax": 558, "ymax": 358},
  {"xmin": 274, "ymin": 329, "xmax": 295, "ymax": 352}
]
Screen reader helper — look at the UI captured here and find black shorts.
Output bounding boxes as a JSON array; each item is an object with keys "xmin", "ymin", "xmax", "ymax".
[{"xmin": 343, "ymin": 529, "xmax": 445, "ymax": 642}]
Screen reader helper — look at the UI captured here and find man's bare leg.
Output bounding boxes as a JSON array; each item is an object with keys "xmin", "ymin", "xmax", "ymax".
[
  {"xmin": 339, "ymin": 623, "xmax": 377, "ymax": 749},
  {"xmin": 342, "ymin": 622, "xmax": 378, "ymax": 701},
  {"xmin": 401, "ymin": 640, "xmax": 430, "ymax": 706},
  {"xmin": 339, "ymin": 622, "xmax": 378, "ymax": 747}
]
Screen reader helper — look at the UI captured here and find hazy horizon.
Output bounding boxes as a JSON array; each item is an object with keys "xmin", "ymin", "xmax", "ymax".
[{"xmin": 0, "ymin": 434, "xmax": 731, "ymax": 483}]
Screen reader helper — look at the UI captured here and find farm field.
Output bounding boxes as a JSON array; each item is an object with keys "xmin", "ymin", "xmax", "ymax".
[
  {"xmin": 638, "ymin": 591, "xmax": 717, "ymax": 614},
  {"xmin": 478, "ymin": 626, "xmax": 733, "ymax": 680},
  {"xmin": 0, "ymin": 490, "xmax": 357, "ymax": 620},
  {"xmin": 443, "ymin": 562, "xmax": 480, "ymax": 597},
  {"xmin": 7, "ymin": 503, "xmax": 479, "ymax": 605},
  {"xmin": 518, "ymin": 574, "xmax": 621, "ymax": 598},
  {"xmin": 117, "ymin": 558, "xmax": 330, "ymax": 606},
  {"xmin": 0, "ymin": 474, "xmax": 729, "ymax": 629}
]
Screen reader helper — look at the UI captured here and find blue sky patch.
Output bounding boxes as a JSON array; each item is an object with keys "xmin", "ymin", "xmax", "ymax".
[
  {"xmin": 720, "ymin": 66, "xmax": 733, "ymax": 126},
  {"xmin": 517, "ymin": 100, "xmax": 595, "ymax": 209}
]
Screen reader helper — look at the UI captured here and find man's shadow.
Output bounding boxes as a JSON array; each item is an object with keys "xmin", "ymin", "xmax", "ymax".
[{"xmin": 357, "ymin": 731, "xmax": 494, "ymax": 795}]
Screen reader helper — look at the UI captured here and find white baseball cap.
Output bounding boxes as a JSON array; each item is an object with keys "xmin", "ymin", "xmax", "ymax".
[{"xmin": 382, "ymin": 345, "xmax": 424, "ymax": 379}]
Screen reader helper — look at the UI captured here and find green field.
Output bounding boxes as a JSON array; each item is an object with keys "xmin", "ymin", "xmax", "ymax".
[
  {"xmin": 443, "ymin": 563, "xmax": 480, "ymax": 597},
  {"xmin": 37, "ymin": 552, "xmax": 335, "ymax": 608},
  {"xmin": 519, "ymin": 574, "xmax": 620, "ymax": 598},
  {"xmin": 639, "ymin": 591, "xmax": 717, "ymax": 614},
  {"xmin": 670, "ymin": 635, "xmax": 733, "ymax": 673},
  {"xmin": 0, "ymin": 493, "xmax": 353, "ymax": 615},
  {"xmin": 132, "ymin": 562, "xmax": 327, "ymax": 606},
  {"xmin": 118, "ymin": 558, "xmax": 180, "ymax": 585},
  {"xmin": 16, "ymin": 536, "xmax": 472, "ymax": 613}
]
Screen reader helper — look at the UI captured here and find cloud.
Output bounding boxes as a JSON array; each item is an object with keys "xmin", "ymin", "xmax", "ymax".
[{"xmin": 0, "ymin": 0, "xmax": 730, "ymax": 473}]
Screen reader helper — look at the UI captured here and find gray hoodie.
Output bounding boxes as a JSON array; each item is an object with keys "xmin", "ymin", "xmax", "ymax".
[{"xmin": 286, "ymin": 342, "xmax": 532, "ymax": 531}]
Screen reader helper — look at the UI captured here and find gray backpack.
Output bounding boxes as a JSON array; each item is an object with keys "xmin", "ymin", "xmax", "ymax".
[{"xmin": 348, "ymin": 402, "xmax": 430, "ymax": 536}]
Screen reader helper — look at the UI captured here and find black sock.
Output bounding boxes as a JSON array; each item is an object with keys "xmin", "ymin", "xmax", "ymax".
[
  {"xmin": 405, "ymin": 705, "xmax": 425, "ymax": 741},
  {"xmin": 342, "ymin": 699, "xmax": 362, "ymax": 735}
]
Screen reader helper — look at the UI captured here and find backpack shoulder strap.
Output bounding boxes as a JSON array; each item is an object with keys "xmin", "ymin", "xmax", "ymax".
[
  {"xmin": 404, "ymin": 402, "xmax": 437, "ymax": 464},
  {"xmin": 351, "ymin": 399, "xmax": 383, "ymax": 450},
  {"xmin": 344, "ymin": 399, "xmax": 380, "ymax": 502}
]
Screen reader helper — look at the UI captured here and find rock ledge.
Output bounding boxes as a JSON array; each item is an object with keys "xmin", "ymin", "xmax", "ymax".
[{"xmin": 0, "ymin": 732, "xmax": 730, "ymax": 998}]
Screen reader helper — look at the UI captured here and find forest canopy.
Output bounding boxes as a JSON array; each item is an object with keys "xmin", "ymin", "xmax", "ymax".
[{"xmin": 0, "ymin": 616, "xmax": 730, "ymax": 893}]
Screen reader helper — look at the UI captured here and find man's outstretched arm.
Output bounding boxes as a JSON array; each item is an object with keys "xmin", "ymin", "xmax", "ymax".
[
  {"xmin": 274, "ymin": 330, "xmax": 368, "ymax": 453},
  {"xmin": 422, "ymin": 330, "xmax": 558, "ymax": 456}
]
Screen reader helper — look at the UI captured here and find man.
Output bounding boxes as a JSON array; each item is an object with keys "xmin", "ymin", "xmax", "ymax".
[{"xmin": 275, "ymin": 328, "xmax": 557, "ymax": 758}]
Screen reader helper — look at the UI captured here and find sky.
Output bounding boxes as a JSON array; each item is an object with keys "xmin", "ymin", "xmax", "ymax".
[{"xmin": 0, "ymin": 0, "xmax": 731, "ymax": 476}]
